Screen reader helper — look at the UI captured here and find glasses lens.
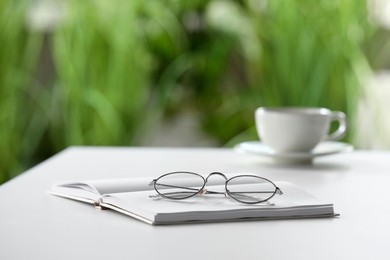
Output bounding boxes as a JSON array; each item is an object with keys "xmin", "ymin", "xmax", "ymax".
[
  {"xmin": 154, "ymin": 172, "xmax": 205, "ymax": 199},
  {"xmin": 226, "ymin": 175, "xmax": 277, "ymax": 204}
]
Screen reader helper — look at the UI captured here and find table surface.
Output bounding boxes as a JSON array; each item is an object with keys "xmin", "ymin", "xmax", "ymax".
[{"xmin": 1, "ymin": 146, "xmax": 390, "ymax": 260}]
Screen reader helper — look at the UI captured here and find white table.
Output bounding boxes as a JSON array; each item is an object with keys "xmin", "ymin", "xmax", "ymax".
[{"xmin": 1, "ymin": 147, "xmax": 389, "ymax": 259}]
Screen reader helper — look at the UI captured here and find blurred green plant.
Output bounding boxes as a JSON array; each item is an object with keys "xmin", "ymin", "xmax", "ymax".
[
  {"xmin": 198, "ymin": 0, "xmax": 374, "ymax": 145},
  {"xmin": 0, "ymin": 0, "xmax": 378, "ymax": 185},
  {"xmin": 0, "ymin": 0, "xmax": 43, "ymax": 183},
  {"xmin": 0, "ymin": 0, "xmax": 192, "ymax": 184},
  {"xmin": 49, "ymin": 0, "xmax": 190, "ymax": 148}
]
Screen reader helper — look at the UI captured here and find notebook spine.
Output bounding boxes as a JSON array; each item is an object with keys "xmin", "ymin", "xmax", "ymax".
[{"xmin": 93, "ymin": 198, "xmax": 105, "ymax": 210}]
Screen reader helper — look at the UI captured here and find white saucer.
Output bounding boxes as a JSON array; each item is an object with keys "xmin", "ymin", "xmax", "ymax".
[{"xmin": 234, "ymin": 141, "xmax": 353, "ymax": 163}]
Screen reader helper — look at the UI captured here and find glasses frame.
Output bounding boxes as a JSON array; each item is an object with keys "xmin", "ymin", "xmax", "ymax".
[{"xmin": 150, "ymin": 171, "xmax": 283, "ymax": 204}]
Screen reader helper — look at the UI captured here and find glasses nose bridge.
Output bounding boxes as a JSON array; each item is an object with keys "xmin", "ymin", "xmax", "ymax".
[{"xmin": 205, "ymin": 172, "xmax": 228, "ymax": 184}]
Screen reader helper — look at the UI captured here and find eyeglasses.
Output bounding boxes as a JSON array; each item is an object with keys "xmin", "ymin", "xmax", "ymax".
[{"xmin": 149, "ymin": 171, "xmax": 283, "ymax": 204}]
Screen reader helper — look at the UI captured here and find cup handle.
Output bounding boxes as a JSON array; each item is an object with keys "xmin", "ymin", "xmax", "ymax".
[{"xmin": 326, "ymin": 111, "xmax": 347, "ymax": 141}]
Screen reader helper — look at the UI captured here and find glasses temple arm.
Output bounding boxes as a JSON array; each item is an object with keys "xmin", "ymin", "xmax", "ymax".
[
  {"xmin": 150, "ymin": 182, "xmax": 202, "ymax": 192},
  {"xmin": 276, "ymin": 187, "xmax": 283, "ymax": 195}
]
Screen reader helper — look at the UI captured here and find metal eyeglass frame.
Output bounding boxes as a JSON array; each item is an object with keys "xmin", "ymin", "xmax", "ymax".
[{"xmin": 149, "ymin": 171, "xmax": 283, "ymax": 204}]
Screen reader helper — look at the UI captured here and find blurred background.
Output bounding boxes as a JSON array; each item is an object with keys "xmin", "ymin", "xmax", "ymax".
[{"xmin": 1, "ymin": 0, "xmax": 390, "ymax": 184}]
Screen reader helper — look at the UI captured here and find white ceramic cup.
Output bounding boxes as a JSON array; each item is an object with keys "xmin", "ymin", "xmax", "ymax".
[{"xmin": 255, "ymin": 107, "xmax": 347, "ymax": 153}]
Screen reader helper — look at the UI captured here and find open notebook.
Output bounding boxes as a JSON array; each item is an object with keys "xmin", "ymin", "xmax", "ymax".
[{"xmin": 48, "ymin": 176, "xmax": 337, "ymax": 225}]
